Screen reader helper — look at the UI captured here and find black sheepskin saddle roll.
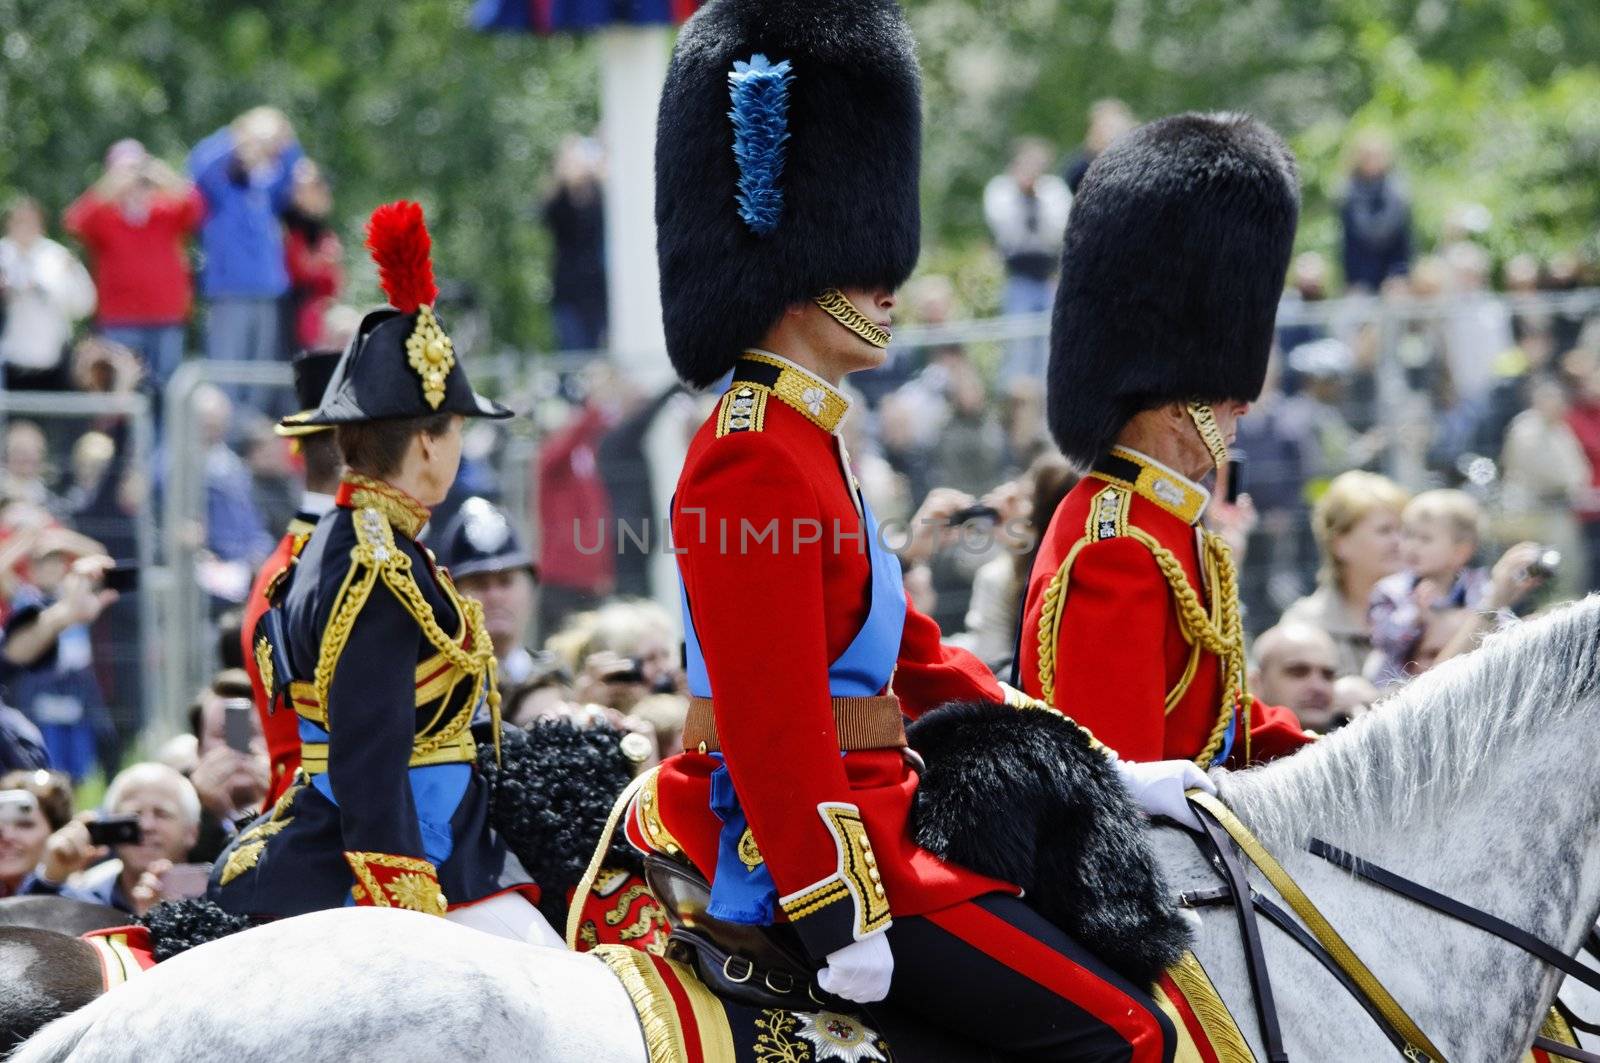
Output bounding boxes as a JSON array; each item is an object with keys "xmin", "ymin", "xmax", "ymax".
[
  {"xmin": 139, "ymin": 720, "xmax": 639, "ymax": 961},
  {"xmin": 907, "ymin": 701, "xmax": 1191, "ymax": 987},
  {"xmin": 477, "ymin": 719, "xmax": 639, "ymax": 929}
]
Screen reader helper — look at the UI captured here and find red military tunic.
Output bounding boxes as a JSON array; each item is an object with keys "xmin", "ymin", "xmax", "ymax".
[
  {"xmin": 241, "ymin": 501, "xmax": 330, "ymax": 808},
  {"xmin": 639, "ymin": 351, "xmax": 1019, "ymax": 960},
  {"xmin": 1019, "ymin": 446, "xmax": 1313, "ymax": 767}
]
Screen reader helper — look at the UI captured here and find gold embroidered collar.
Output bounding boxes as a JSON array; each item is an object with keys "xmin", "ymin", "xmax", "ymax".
[
  {"xmin": 337, "ymin": 472, "xmax": 431, "ymax": 539},
  {"xmin": 735, "ymin": 349, "xmax": 851, "ymax": 434},
  {"xmin": 1092, "ymin": 446, "xmax": 1211, "ymax": 526}
]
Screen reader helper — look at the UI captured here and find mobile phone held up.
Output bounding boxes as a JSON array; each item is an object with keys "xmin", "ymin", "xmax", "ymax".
[
  {"xmin": 86, "ymin": 813, "xmax": 143, "ymax": 847},
  {"xmin": 102, "ymin": 564, "xmax": 140, "ymax": 594},
  {"xmin": 223, "ymin": 698, "xmax": 256, "ymax": 753}
]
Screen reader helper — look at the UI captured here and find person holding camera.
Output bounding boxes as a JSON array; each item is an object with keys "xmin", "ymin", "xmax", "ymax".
[
  {"xmin": 0, "ymin": 197, "xmax": 96, "ymax": 393},
  {"xmin": 0, "ymin": 534, "xmax": 119, "ymax": 781},
  {"xmin": 187, "ymin": 107, "xmax": 304, "ymax": 413},
  {"xmin": 64, "ymin": 139, "xmax": 204, "ymax": 394},
  {"xmin": 186, "ymin": 669, "xmax": 270, "ymax": 862},
  {"xmin": 0, "ymin": 769, "xmax": 72, "ymax": 897},
  {"xmin": 32, "ymin": 762, "xmax": 202, "ymax": 916}
]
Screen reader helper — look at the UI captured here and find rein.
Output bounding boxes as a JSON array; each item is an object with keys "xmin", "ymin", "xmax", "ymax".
[{"xmin": 1186, "ymin": 791, "xmax": 1600, "ymax": 1063}]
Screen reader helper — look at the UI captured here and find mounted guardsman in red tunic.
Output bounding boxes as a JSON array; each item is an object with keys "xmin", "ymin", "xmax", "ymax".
[
  {"xmin": 207, "ymin": 203, "xmax": 560, "ymax": 944},
  {"xmin": 1017, "ymin": 113, "xmax": 1318, "ymax": 770},
  {"xmin": 617, "ymin": 2, "xmax": 1216, "ymax": 1057},
  {"xmin": 240, "ymin": 348, "xmax": 342, "ymax": 807}
]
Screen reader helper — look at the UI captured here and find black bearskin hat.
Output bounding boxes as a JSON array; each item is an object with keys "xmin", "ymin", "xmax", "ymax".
[
  {"xmin": 1046, "ymin": 113, "xmax": 1300, "ymax": 468},
  {"xmin": 655, "ymin": 0, "xmax": 923, "ymax": 388}
]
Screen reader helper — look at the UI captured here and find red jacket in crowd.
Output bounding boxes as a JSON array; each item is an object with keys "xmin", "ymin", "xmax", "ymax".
[
  {"xmin": 63, "ymin": 189, "xmax": 204, "ymax": 327},
  {"xmin": 535, "ymin": 401, "xmax": 616, "ymax": 594},
  {"xmin": 284, "ymin": 225, "xmax": 343, "ymax": 349}
]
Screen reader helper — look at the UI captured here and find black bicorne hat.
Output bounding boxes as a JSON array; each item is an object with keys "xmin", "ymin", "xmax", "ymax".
[
  {"xmin": 655, "ymin": 0, "xmax": 923, "ymax": 388},
  {"xmin": 1046, "ymin": 113, "xmax": 1301, "ymax": 468},
  {"xmin": 432, "ymin": 496, "xmax": 537, "ymax": 582},
  {"xmin": 280, "ymin": 202, "xmax": 512, "ymax": 431}
]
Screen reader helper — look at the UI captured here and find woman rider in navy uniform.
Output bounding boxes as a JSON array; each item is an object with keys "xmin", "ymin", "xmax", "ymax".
[{"xmin": 210, "ymin": 202, "xmax": 558, "ymax": 945}]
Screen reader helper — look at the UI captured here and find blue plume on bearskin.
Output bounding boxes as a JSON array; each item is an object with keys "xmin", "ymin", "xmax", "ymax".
[
  {"xmin": 907, "ymin": 701, "xmax": 1191, "ymax": 988},
  {"xmin": 728, "ymin": 54, "xmax": 793, "ymax": 236}
]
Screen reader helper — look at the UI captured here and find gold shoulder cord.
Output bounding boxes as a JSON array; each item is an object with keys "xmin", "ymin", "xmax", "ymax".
[
  {"xmin": 313, "ymin": 509, "xmax": 503, "ymax": 765},
  {"xmin": 1034, "ymin": 528, "xmax": 1249, "ymax": 769}
]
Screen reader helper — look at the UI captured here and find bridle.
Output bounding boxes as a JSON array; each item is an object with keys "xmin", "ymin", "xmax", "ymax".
[{"xmin": 1184, "ymin": 790, "xmax": 1600, "ymax": 1063}]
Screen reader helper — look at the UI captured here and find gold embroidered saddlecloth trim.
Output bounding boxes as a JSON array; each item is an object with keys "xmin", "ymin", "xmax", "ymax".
[
  {"xmin": 1160, "ymin": 951, "xmax": 1253, "ymax": 1063},
  {"xmin": 86, "ymin": 932, "xmax": 144, "ymax": 990},
  {"xmin": 592, "ymin": 945, "xmax": 736, "ymax": 1063}
]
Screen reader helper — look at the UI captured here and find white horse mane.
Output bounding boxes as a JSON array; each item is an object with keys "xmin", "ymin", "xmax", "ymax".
[{"xmin": 1222, "ymin": 594, "xmax": 1600, "ymax": 850}]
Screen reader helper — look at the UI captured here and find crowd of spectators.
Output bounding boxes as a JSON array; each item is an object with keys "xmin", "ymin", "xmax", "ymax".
[
  {"xmin": 0, "ymin": 106, "xmax": 350, "ymax": 785},
  {"xmin": 2, "ymin": 103, "xmax": 1600, "ymax": 908}
]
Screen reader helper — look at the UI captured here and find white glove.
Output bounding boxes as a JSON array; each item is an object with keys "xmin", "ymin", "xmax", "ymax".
[
  {"xmin": 817, "ymin": 932, "xmax": 894, "ymax": 1004},
  {"xmin": 1116, "ymin": 758, "xmax": 1215, "ymax": 832}
]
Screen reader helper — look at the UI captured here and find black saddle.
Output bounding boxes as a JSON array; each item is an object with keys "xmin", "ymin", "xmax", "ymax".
[
  {"xmin": 644, "ymin": 855, "xmax": 998, "ymax": 1061},
  {"xmin": 645, "ymin": 853, "xmax": 830, "ymax": 1011}
]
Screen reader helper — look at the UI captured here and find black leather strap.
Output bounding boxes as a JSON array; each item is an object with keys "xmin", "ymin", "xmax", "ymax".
[
  {"xmin": 1193, "ymin": 805, "xmax": 1289, "ymax": 1062},
  {"xmin": 1310, "ymin": 839, "xmax": 1600, "ymax": 996}
]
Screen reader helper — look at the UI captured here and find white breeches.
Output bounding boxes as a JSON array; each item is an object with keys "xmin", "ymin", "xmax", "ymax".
[{"xmin": 445, "ymin": 891, "xmax": 565, "ymax": 948}]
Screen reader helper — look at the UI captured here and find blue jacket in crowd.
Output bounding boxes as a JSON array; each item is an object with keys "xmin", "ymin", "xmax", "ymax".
[{"xmin": 187, "ymin": 128, "xmax": 303, "ymax": 300}]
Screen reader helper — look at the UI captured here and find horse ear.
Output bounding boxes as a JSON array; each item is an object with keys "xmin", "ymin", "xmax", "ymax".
[{"xmin": 906, "ymin": 700, "xmax": 1192, "ymax": 988}]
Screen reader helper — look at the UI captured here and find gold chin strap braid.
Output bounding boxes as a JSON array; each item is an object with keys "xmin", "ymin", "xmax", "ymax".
[
  {"xmin": 815, "ymin": 289, "xmax": 891, "ymax": 349},
  {"xmin": 1186, "ymin": 401, "xmax": 1230, "ymax": 473}
]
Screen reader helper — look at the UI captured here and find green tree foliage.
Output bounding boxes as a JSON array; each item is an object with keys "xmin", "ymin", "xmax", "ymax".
[
  {"xmin": 0, "ymin": 0, "xmax": 598, "ymax": 346},
  {"xmin": 908, "ymin": 0, "xmax": 1600, "ymax": 297},
  {"xmin": 3, "ymin": 0, "xmax": 1595, "ymax": 341}
]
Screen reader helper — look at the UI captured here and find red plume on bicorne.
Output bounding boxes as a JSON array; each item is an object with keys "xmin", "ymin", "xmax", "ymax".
[{"xmin": 365, "ymin": 200, "xmax": 438, "ymax": 313}]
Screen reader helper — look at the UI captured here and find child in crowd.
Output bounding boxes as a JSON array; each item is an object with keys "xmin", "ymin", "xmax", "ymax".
[{"xmin": 1365, "ymin": 489, "xmax": 1488, "ymax": 688}]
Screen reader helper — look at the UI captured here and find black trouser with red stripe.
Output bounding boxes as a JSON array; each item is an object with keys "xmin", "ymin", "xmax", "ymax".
[{"xmin": 885, "ymin": 893, "xmax": 1176, "ymax": 1062}]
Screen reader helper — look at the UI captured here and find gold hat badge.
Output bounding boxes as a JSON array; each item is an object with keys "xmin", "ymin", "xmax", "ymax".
[{"xmin": 406, "ymin": 304, "xmax": 455, "ymax": 410}]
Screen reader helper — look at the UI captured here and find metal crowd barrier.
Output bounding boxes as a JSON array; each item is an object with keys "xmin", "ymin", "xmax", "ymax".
[{"xmin": 0, "ymin": 390, "xmax": 159, "ymax": 743}]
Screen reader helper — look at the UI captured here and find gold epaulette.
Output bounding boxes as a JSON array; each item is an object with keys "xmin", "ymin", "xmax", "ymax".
[
  {"xmin": 1087, "ymin": 484, "xmax": 1130, "ymax": 541},
  {"xmin": 714, "ymin": 383, "xmax": 771, "ymax": 437}
]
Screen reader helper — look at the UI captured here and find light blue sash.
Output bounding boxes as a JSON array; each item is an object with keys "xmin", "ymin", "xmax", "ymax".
[{"xmin": 679, "ymin": 495, "xmax": 907, "ymax": 923}]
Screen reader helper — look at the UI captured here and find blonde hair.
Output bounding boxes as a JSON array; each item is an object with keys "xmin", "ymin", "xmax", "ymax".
[
  {"xmin": 1403, "ymin": 489, "xmax": 1482, "ymax": 546},
  {"xmin": 581, "ymin": 599, "xmax": 676, "ymax": 660},
  {"xmin": 1311, "ymin": 471, "xmax": 1409, "ymax": 588}
]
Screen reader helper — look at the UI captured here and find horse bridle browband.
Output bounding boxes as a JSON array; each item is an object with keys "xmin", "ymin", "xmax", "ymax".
[{"xmin": 1185, "ymin": 791, "xmax": 1600, "ymax": 1063}]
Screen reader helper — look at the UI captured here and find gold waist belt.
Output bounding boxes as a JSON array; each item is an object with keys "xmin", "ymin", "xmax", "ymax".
[
  {"xmin": 299, "ymin": 731, "xmax": 477, "ymax": 776},
  {"xmin": 682, "ymin": 694, "xmax": 906, "ymax": 755}
]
